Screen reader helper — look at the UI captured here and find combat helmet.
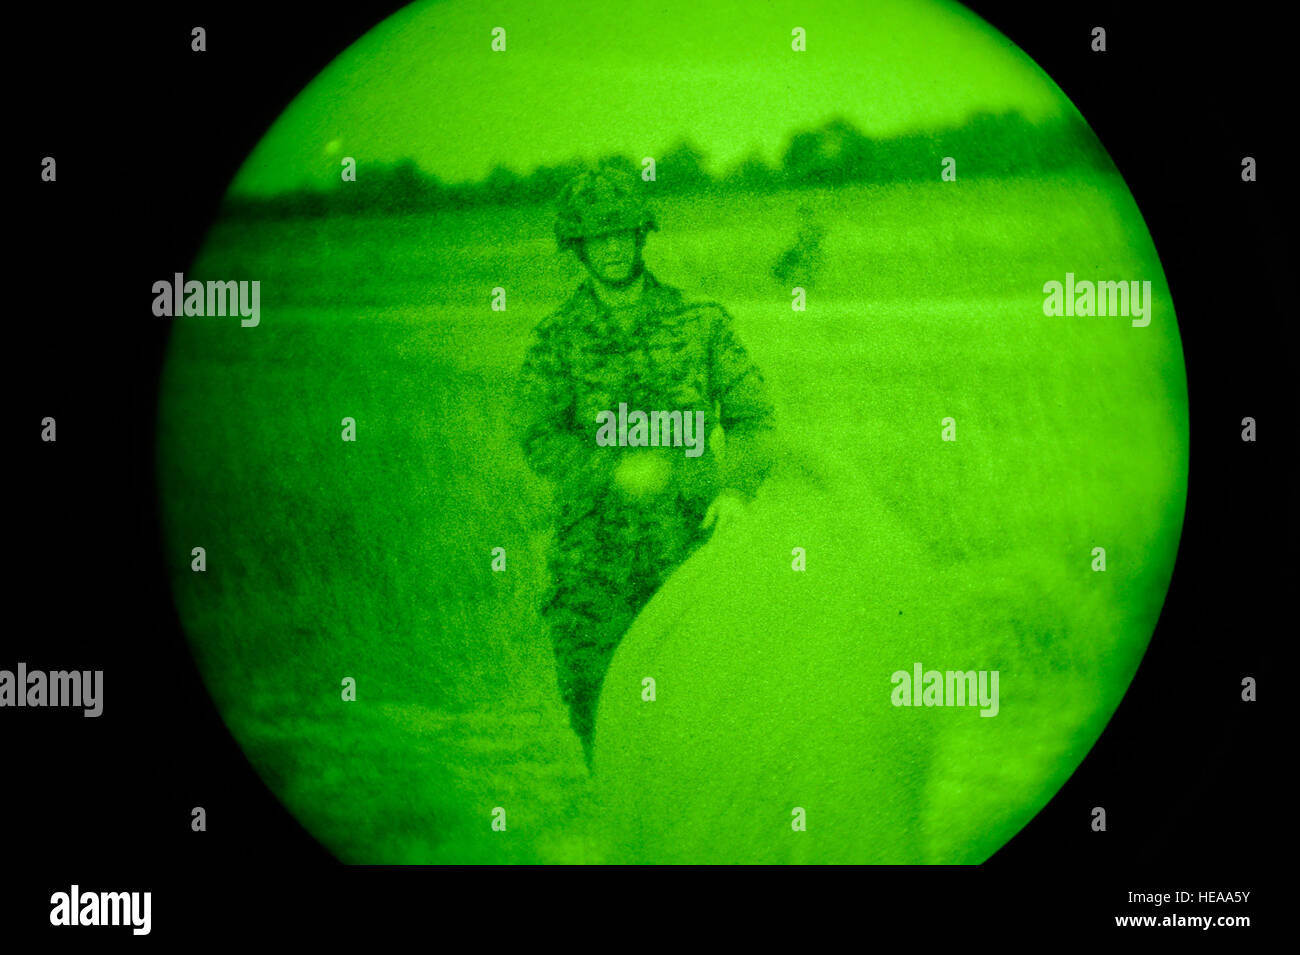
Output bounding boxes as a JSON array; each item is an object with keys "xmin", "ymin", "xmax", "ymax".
[{"xmin": 554, "ymin": 164, "xmax": 658, "ymax": 251}]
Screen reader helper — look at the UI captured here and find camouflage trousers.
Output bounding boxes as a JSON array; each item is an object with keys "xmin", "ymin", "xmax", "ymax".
[{"xmin": 543, "ymin": 489, "xmax": 710, "ymax": 760}]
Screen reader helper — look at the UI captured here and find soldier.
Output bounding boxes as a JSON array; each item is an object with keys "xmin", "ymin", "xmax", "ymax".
[{"xmin": 515, "ymin": 164, "xmax": 777, "ymax": 770}]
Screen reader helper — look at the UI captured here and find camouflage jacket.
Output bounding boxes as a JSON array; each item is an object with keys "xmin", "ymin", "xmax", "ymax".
[{"xmin": 516, "ymin": 270, "xmax": 776, "ymax": 512}]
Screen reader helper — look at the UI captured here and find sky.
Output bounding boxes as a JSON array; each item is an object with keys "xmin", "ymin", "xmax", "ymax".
[{"xmin": 229, "ymin": 0, "xmax": 1075, "ymax": 195}]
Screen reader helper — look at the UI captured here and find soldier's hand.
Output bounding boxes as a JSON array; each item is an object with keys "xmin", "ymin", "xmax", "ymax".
[
  {"xmin": 701, "ymin": 489, "xmax": 748, "ymax": 535},
  {"xmin": 612, "ymin": 452, "xmax": 672, "ymax": 499}
]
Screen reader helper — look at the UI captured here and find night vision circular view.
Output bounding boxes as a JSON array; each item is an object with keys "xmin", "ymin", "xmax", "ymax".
[{"xmin": 156, "ymin": 0, "xmax": 1188, "ymax": 863}]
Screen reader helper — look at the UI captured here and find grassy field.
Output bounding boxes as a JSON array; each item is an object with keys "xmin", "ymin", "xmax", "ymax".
[{"xmin": 156, "ymin": 173, "xmax": 1187, "ymax": 863}]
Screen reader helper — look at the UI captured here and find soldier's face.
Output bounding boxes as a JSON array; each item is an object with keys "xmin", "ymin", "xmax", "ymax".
[{"xmin": 582, "ymin": 230, "xmax": 640, "ymax": 285}]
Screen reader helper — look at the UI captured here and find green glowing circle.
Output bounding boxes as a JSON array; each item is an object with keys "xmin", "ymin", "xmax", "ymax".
[{"xmin": 157, "ymin": 0, "xmax": 1188, "ymax": 863}]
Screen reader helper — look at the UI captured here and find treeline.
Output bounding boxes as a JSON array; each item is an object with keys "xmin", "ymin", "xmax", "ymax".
[{"xmin": 222, "ymin": 110, "xmax": 1112, "ymax": 219}]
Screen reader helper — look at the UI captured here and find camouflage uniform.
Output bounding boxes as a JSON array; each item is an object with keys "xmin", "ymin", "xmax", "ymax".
[{"xmin": 517, "ymin": 262, "xmax": 776, "ymax": 763}]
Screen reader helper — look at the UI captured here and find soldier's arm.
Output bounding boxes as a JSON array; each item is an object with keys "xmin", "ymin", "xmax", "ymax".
[
  {"xmin": 516, "ymin": 328, "xmax": 613, "ymax": 502},
  {"xmin": 707, "ymin": 307, "xmax": 777, "ymax": 500}
]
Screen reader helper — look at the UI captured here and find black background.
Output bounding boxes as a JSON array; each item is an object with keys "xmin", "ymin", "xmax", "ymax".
[{"xmin": 8, "ymin": 0, "xmax": 1283, "ymax": 937}]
